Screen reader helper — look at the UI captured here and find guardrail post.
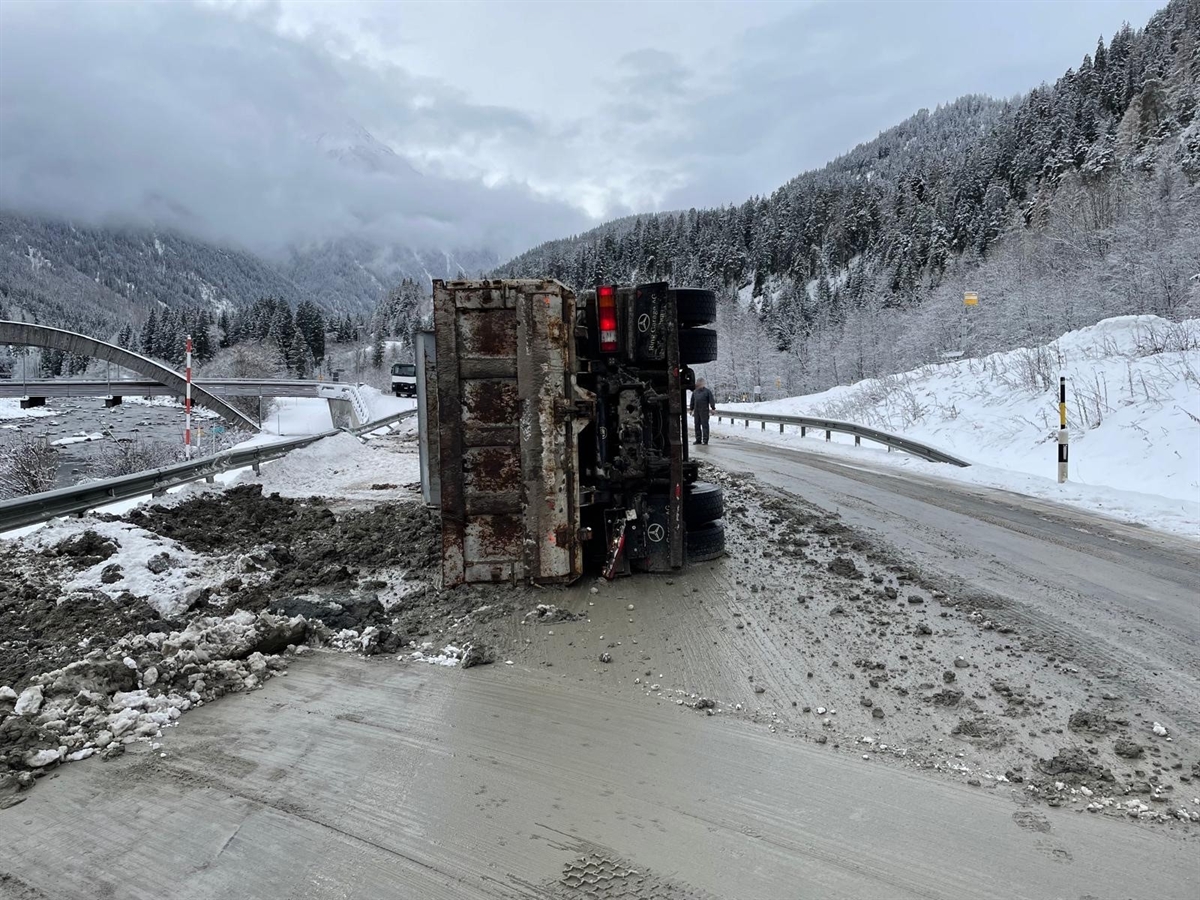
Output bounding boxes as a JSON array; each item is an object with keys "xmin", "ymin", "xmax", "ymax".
[
  {"xmin": 825, "ymin": 430, "xmax": 831, "ymax": 441},
  {"xmin": 801, "ymin": 426, "xmax": 806, "ymax": 437},
  {"xmin": 252, "ymin": 461, "xmax": 261, "ymax": 476},
  {"xmin": 1058, "ymin": 376, "xmax": 1069, "ymax": 483},
  {"xmin": 854, "ymin": 435, "xmax": 861, "ymax": 447},
  {"xmin": 744, "ymin": 419, "xmax": 749, "ymax": 428},
  {"xmin": 779, "ymin": 423, "xmax": 784, "ymax": 433},
  {"xmin": 204, "ymin": 475, "xmax": 215, "ymax": 484},
  {"xmin": 761, "ymin": 421, "xmax": 765, "ymax": 431}
]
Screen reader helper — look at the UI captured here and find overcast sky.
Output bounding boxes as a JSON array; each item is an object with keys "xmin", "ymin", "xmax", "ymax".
[{"xmin": 0, "ymin": 0, "xmax": 1164, "ymax": 259}]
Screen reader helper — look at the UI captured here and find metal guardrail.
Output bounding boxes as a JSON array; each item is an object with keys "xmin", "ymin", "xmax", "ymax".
[
  {"xmin": 713, "ymin": 409, "xmax": 970, "ymax": 467},
  {"xmin": 0, "ymin": 378, "xmax": 349, "ymax": 399},
  {"xmin": 0, "ymin": 409, "xmax": 417, "ymax": 533}
]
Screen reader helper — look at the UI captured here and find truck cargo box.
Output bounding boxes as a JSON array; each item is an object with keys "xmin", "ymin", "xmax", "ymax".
[{"xmin": 429, "ymin": 279, "xmax": 584, "ymax": 587}]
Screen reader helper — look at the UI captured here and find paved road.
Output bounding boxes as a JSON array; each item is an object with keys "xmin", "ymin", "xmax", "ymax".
[
  {"xmin": 705, "ymin": 436, "xmax": 1200, "ymax": 734},
  {"xmin": 3, "ymin": 652, "xmax": 1196, "ymax": 900}
]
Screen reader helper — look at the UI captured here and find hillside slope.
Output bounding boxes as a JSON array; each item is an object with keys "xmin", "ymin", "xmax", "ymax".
[
  {"xmin": 499, "ymin": 0, "xmax": 1200, "ymax": 396},
  {"xmin": 717, "ymin": 315, "xmax": 1200, "ymax": 534},
  {"xmin": 0, "ymin": 213, "xmax": 305, "ymax": 337}
]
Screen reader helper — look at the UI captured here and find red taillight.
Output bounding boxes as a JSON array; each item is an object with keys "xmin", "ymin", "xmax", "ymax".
[{"xmin": 597, "ymin": 285, "xmax": 618, "ymax": 353}]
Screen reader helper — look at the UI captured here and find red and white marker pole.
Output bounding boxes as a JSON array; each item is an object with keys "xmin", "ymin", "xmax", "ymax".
[{"xmin": 185, "ymin": 334, "xmax": 193, "ymax": 460}]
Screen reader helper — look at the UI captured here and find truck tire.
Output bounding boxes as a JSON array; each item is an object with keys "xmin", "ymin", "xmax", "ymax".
[
  {"xmin": 686, "ymin": 520, "xmax": 726, "ymax": 562},
  {"xmin": 679, "ymin": 327, "xmax": 718, "ymax": 364},
  {"xmin": 684, "ymin": 482, "xmax": 723, "ymax": 527},
  {"xmin": 675, "ymin": 289, "xmax": 717, "ymax": 327}
]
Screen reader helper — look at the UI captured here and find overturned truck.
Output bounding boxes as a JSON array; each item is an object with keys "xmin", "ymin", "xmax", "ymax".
[{"xmin": 418, "ymin": 278, "xmax": 724, "ymax": 587}]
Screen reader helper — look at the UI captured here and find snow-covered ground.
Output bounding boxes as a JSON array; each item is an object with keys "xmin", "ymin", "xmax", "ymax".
[
  {"xmin": 0, "ymin": 399, "xmax": 55, "ymax": 422},
  {"xmin": 717, "ymin": 316, "xmax": 1200, "ymax": 537},
  {"xmin": 250, "ymin": 386, "xmax": 414, "ymax": 441},
  {"xmin": 232, "ymin": 429, "xmax": 420, "ymax": 501}
]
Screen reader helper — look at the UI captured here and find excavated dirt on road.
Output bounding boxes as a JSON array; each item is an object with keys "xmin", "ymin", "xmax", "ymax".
[{"xmin": 2, "ymin": 460, "xmax": 1196, "ymax": 827}]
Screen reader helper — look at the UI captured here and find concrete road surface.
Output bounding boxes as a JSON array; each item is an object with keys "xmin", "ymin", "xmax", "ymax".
[
  {"xmin": 704, "ymin": 437, "xmax": 1200, "ymax": 737},
  {"xmin": 3, "ymin": 651, "xmax": 1197, "ymax": 900}
]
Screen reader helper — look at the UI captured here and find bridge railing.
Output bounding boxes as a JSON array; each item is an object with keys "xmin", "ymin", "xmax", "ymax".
[
  {"xmin": 713, "ymin": 409, "xmax": 970, "ymax": 467},
  {"xmin": 0, "ymin": 409, "xmax": 416, "ymax": 533}
]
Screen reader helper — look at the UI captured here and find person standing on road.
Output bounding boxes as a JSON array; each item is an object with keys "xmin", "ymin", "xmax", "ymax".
[{"xmin": 689, "ymin": 378, "xmax": 716, "ymax": 445}]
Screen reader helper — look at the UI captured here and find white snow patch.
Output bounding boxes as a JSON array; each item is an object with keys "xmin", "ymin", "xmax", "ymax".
[
  {"xmin": 19, "ymin": 519, "xmax": 211, "ymax": 616},
  {"xmin": 236, "ymin": 430, "xmax": 420, "ymax": 500},
  {"xmin": 50, "ymin": 431, "xmax": 104, "ymax": 446},
  {"xmin": 718, "ymin": 316, "xmax": 1200, "ymax": 537},
  {"xmin": 0, "ymin": 399, "xmax": 56, "ymax": 420},
  {"xmin": 408, "ymin": 642, "xmax": 463, "ymax": 667}
]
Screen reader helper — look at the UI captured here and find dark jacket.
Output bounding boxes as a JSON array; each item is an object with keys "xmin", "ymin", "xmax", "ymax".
[{"xmin": 689, "ymin": 387, "xmax": 716, "ymax": 419}]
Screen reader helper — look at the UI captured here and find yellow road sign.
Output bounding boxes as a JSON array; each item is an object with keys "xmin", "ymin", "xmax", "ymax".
[{"xmin": 964, "ymin": 291, "xmax": 979, "ymax": 306}]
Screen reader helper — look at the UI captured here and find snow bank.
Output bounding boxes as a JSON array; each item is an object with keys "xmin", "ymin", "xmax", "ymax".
[
  {"xmin": 235, "ymin": 430, "xmax": 420, "ymax": 500},
  {"xmin": 0, "ymin": 399, "xmax": 55, "ymax": 421},
  {"xmin": 358, "ymin": 385, "xmax": 417, "ymax": 422},
  {"xmin": 259, "ymin": 397, "xmax": 334, "ymax": 436},
  {"xmin": 718, "ymin": 316, "xmax": 1200, "ymax": 535}
]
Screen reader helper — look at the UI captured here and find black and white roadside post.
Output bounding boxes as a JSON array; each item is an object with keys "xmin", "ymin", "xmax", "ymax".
[{"xmin": 1057, "ymin": 376, "xmax": 1068, "ymax": 484}]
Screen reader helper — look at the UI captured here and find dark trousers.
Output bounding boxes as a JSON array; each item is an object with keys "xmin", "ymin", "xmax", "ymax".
[{"xmin": 694, "ymin": 416, "xmax": 710, "ymax": 443}]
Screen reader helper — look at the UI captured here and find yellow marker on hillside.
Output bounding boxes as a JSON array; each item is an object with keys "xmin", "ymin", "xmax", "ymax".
[{"xmin": 964, "ymin": 291, "xmax": 979, "ymax": 306}]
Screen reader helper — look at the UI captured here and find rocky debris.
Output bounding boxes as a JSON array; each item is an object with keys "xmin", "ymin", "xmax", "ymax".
[
  {"xmin": 100, "ymin": 564, "xmax": 123, "ymax": 584},
  {"xmin": 827, "ymin": 557, "xmax": 861, "ymax": 579},
  {"xmin": 126, "ymin": 486, "xmax": 441, "ymax": 608},
  {"xmin": 1036, "ymin": 748, "xmax": 1114, "ymax": 784},
  {"xmin": 928, "ymin": 689, "xmax": 965, "ymax": 707},
  {"xmin": 356, "ymin": 627, "xmax": 407, "ymax": 657},
  {"xmin": 145, "ymin": 552, "xmax": 173, "ymax": 575},
  {"xmin": 270, "ymin": 594, "xmax": 385, "ymax": 632},
  {"xmin": 1068, "ymin": 709, "xmax": 1114, "ymax": 735},
  {"xmin": 915, "ymin": 623, "xmax": 933, "ymax": 636},
  {"xmin": 44, "ymin": 530, "xmax": 119, "ymax": 567},
  {"xmin": 460, "ymin": 643, "xmax": 496, "ymax": 669},
  {"xmin": 13, "ymin": 686, "xmax": 43, "ymax": 716},
  {"xmin": 1114, "ymin": 738, "xmax": 1144, "ymax": 759},
  {"xmin": 524, "ymin": 604, "xmax": 581, "ymax": 624},
  {"xmin": 0, "ymin": 610, "xmax": 307, "ymax": 786},
  {"xmin": 951, "ymin": 716, "xmax": 1009, "ymax": 748},
  {"xmin": 953, "ymin": 656, "xmax": 970, "ymax": 669},
  {"xmin": 1152, "ymin": 722, "xmax": 1169, "ymax": 737},
  {"xmin": 599, "ymin": 652, "xmax": 613, "ymax": 664},
  {"xmin": 0, "ymin": 570, "xmax": 171, "ymax": 691}
]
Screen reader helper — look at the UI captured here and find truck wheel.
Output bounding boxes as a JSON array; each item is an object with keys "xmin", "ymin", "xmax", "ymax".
[
  {"xmin": 684, "ymin": 482, "xmax": 723, "ymax": 527},
  {"xmin": 679, "ymin": 327, "xmax": 718, "ymax": 364},
  {"xmin": 675, "ymin": 289, "xmax": 717, "ymax": 327},
  {"xmin": 686, "ymin": 520, "xmax": 726, "ymax": 562}
]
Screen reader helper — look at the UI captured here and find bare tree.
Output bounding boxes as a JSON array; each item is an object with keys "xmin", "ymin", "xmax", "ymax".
[
  {"xmin": 0, "ymin": 435, "xmax": 60, "ymax": 497},
  {"xmin": 94, "ymin": 438, "xmax": 183, "ymax": 478}
]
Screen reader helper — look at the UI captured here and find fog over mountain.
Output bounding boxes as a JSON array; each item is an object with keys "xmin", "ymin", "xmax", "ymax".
[{"xmin": 0, "ymin": 1, "xmax": 589, "ymax": 260}]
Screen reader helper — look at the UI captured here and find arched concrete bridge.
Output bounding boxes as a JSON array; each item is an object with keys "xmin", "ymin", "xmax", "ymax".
[{"xmin": 0, "ymin": 320, "xmax": 259, "ymax": 430}]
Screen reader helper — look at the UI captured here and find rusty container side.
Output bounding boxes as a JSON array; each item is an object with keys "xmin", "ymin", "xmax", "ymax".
[
  {"xmin": 433, "ymin": 279, "xmax": 580, "ymax": 587},
  {"xmin": 515, "ymin": 285, "xmax": 581, "ymax": 584}
]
